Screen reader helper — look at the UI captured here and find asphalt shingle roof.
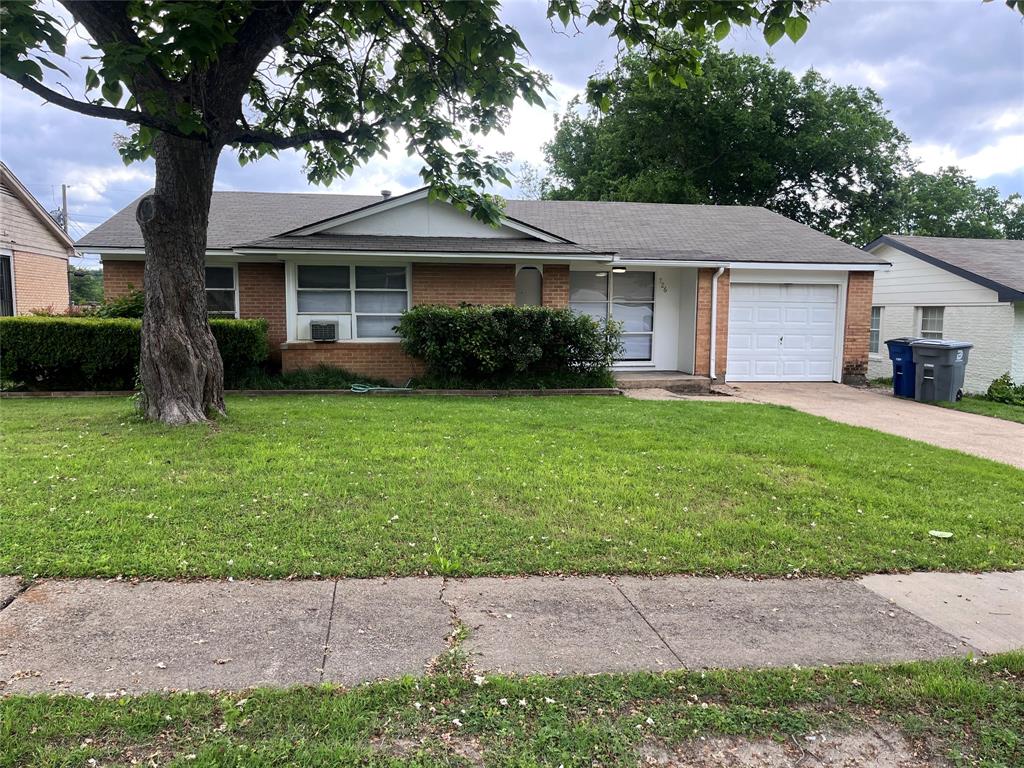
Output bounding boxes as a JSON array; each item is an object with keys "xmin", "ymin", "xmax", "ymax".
[
  {"xmin": 872, "ymin": 235, "xmax": 1024, "ymax": 298},
  {"xmin": 78, "ymin": 190, "xmax": 884, "ymax": 265}
]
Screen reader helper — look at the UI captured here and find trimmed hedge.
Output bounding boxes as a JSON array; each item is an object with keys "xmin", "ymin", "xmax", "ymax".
[
  {"xmin": 397, "ymin": 304, "xmax": 620, "ymax": 388},
  {"xmin": 0, "ymin": 316, "xmax": 269, "ymax": 391}
]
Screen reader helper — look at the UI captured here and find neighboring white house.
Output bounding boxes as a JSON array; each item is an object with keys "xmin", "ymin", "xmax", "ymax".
[{"xmin": 864, "ymin": 235, "xmax": 1024, "ymax": 393}]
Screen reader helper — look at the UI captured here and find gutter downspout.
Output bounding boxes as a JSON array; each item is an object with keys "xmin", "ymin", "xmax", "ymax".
[{"xmin": 709, "ymin": 267, "xmax": 725, "ymax": 381}]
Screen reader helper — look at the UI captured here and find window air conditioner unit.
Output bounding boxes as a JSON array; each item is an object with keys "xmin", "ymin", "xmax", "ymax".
[{"xmin": 309, "ymin": 320, "xmax": 338, "ymax": 342}]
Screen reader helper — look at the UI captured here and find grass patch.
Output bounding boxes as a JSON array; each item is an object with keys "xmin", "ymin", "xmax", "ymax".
[
  {"xmin": 2, "ymin": 395, "xmax": 1022, "ymax": 579},
  {"xmin": 2, "ymin": 654, "xmax": 1021, "ymax": 767},
  {"xmin": 937, "ymin": 395, "xmax": 1024, "ymax": 425}
]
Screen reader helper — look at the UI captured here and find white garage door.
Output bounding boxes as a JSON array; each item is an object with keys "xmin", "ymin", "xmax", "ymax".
[{"xmin": 726, "ymin": 283, "xmax": 838, "ymax": 381}]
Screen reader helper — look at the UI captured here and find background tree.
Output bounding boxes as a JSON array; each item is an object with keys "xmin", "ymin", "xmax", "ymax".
[
  {"xmin": 68, "ymin": 267, "xmax": 104, "ymax": 306},
  {"xmin": 543, "ymin": 39, "xmax": 914, "ymax": 244},
  {"xmin": 1, "ymin": 0, "xmax": 817, "ymax": 424},
  {"xmin": 887, "ymin": 166, "xmax": 1021, "ymax": 239}
]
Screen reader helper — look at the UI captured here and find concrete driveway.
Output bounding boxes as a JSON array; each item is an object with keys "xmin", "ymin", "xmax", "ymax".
[{"xmin": 729, "ymin": 382, "xmax": 1024, "ymax": 469}]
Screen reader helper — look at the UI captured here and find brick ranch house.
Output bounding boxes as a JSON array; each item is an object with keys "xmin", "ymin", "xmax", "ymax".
[
  {"xmin": 1, "ymin": 162, "xmax": 74, "ymax": 316},
  {"xmin": 78, "ymin": 188, "xmax": 888, "ymax": 384}
]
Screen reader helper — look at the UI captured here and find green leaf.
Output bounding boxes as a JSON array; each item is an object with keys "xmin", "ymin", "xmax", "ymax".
[
  {"xmin": 763, "ymin": 23, "xmax": 786, "ymax": 46},
  {"xmin": 785, "ymin": 15, "xmax": 809, "ymax": 43},
  {"xmin": 101, "ymin": 80, "xmax": 123, "ymax": 106},
  {"xmin": 85, "ymin": 67, "xmax": 100, "ymax": 92},
  {"xmin": 713, "ymin": 20, "xmax": 731, "ymax": 42}
]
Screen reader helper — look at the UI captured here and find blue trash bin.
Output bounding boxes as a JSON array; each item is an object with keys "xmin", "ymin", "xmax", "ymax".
[{"xmin": 885, "ymin": 337, "xmax": 921, "ymax": 398}]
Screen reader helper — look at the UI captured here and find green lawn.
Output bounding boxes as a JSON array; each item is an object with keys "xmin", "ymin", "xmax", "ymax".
[
  {"xmin": 2, "ymin": 395, "xmax": 1022, "ymax": 579},
  {"xmin": 938, "ymin": 395, "xmax": 1024, "ymax": 424},
  {"xmin": 2, "ymin": 654, "xmax": 1022, "ymax": 767}
]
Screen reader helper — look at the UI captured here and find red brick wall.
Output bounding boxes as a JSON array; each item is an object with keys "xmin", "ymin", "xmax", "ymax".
[
  {"xmin": 842, "ymin": 271, "xmax": 874, "ymax": 383},
  {"xmin": 541, "ymin": 264, "xmax": 569, "ymax": 308},
  {"xmin": 12, "ymin": 250, "xmax": 68, "ymax": 314},
  {"xmin": 411, "ymin": 263, "xmax": 514, "ymax": 306},
  {"xmin": 280, "ymin": 342, "xmax": 423, "ymax": 384},
  {"xmin": 694, "ymin": 268, "xmax": 730, "ymax": 378},
  {"xmin": 238, "ymin": 262, "xmax": 286, "ymax": 359},
  {"xmin": 102, "ymin": 260, "xmax": 145, "ymax": 301}
]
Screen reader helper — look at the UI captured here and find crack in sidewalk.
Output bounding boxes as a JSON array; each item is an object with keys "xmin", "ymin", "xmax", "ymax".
[
  {"xmin": 610, "ymin": 577, "xmax": 685, "ymax": 668},
  {"xmin": 0, "ymin": 578, "xmax": 30, "ymax": 612},
  {"xmin": 318, "ymin": 579, "xmax": 339, "ymax": 683}
]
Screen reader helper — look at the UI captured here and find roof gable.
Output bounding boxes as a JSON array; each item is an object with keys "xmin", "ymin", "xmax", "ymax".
[
  {"xmin": 865, "ymin": 235, "xmax": 1024, "ymax": 301},
  {"xmin": 285, "ymin": 188, "xmax": 566, "ymax": 242}
]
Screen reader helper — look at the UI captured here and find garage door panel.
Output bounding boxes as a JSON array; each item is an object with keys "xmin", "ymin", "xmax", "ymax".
[{"xmin": 727, "ymin": 282, "xmax": 838, "ymax": 382}]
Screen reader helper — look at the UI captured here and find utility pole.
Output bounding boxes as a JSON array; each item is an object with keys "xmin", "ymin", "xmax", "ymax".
[{"xmin": 61, "ymin": 184, "xmax": 68, "ymax": 233}]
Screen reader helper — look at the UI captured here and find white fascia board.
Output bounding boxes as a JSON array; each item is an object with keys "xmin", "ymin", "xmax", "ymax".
[
  {"xmin": 234, "ymin": 248, "xmax": 609, "ymax": 263},
  {"xmin": 610, "ymin": 260, "xmax": 726, "ymax": 268},
  {"xmin": 723, "ymin": 261, "xmax": 890, "ymax": 272},
  {"xmin": 94, "ymin": 248, "xmax": 241, "ymax": 260},
  {"xmin": 286, "ymin": 188, "xmax": 567, "ymax": 243}
]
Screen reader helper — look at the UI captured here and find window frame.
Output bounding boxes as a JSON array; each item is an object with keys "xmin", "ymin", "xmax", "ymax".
[
  {"xmin": 919, "ymin": 306, "xmax": 944, "ymax": 340},
  {"xmin": 294, "ymin": 264, "xmax": 411, "ymax": 340},
  {"xmin": 569, "ymin": 270, "xmax": 655, "ymax": 363},
  {"xmin": 205, "ymin": 263, "xmax": 239, "ymax": 319},
  {"xmin": 869, "ymin": 305, "xmax": 882, "ymax": 355}
]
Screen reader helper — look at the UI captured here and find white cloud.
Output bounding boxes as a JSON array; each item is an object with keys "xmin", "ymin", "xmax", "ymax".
[{"xmin": 913, "ymin": 134, "xmax": 1024, "ymax": 180}]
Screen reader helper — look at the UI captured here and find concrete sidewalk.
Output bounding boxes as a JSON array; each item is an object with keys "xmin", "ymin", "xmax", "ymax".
[
  {"xmin": 1, "ymin": 572, "xmax": 1020, "ymax": 695},
  {"xmin": 729, "ymin": 382, "xmax": 1024, "ymax": 469}
]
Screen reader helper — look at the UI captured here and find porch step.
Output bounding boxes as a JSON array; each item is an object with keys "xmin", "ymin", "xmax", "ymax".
[{"xmin": 614, "ymin": 372, "xmax": 712, "ymax": 394}]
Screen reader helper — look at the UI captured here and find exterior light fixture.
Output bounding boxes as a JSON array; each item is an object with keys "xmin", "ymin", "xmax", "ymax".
[
  {"xmin": 595, "ymin": 271, "xmax": 608, "ymax": 278},
  {"xmin": 612, "ymin": 266, "xmax": 627, "ymax": 273}
]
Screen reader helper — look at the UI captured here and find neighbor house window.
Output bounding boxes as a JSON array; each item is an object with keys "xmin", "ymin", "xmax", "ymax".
[
  {"xmin": 869, "ymin": 306, "xmax": 882, "ymax": 354},
  {"xmin": 296, "ymin": 265, "xmax": 408, "ymax": 339},
  {"xmin": 205, "ymin": 266, "xmax": 237, "ymax": 317},
  {"xmin": 570, "ymin": 270, "xmax": 655, "ymax": 361},
  {"xmin": 919, "ymin": 306, "xmax": 943, "ymax": 339}
]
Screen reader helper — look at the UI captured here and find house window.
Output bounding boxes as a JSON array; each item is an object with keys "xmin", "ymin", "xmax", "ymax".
[
  {"xmin": 296, "ymin": 265, "xmax": 408, "ymax": 339},
  {"xmin": 569, "ymin": 270, "xmax": 655, "ymax": 361},
  {"xmin": 205, "ymin": 266, "xmax": 237, "ymax": 317},
  {"xmin": 919, "ymin": 306, "xmax": 943, "ymax": 339},
  {"xmin": 515, "ymin": 266, "xmax": 543, "ymax": 306},
  {"xmin": 869, "ymin": 306, "xmax": 882, "ymax": 354}
]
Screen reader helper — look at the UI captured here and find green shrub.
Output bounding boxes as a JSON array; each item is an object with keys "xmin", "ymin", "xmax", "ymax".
[
  {"xmin": 0, "ymin": 317, "xmax": 268, "ymax": 391},
  {"xmin": 397, "ymin": 304, "xmax": 620, "ymax": 388},
  {"xmin": 986, "ymin": 373, "xmax": 1024, "ymax": 407},
  {"xmin": 94, "ymin": 288, "xmax": 144, "ymax": 318}
]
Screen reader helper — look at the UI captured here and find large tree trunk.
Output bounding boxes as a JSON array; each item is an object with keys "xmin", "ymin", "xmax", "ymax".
[{"xmin": 136, "ymin": 133, "xmax": 224, "ymax": 424}]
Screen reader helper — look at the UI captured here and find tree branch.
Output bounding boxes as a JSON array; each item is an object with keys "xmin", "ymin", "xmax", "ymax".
[
  {"xmin": 11, "ymin": 73, "xmax": 188, "ymax": 136},
  {"xmin": 231, "ymin": 120, "xmax": 385, "ymax": 150}
]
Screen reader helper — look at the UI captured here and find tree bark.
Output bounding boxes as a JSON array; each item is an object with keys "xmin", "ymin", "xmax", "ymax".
[{"xmin": 136, "ymin": 133, "xmax": 224, "ymax": 424}]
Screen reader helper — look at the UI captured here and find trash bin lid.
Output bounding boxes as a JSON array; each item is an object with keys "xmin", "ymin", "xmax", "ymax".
[
  {"xmin": 885, "ymin": 337, "xmax": 922, "ymax": 345},
  {"xmin": 908, "ymin": 339, "xmax": 973, "ymax": 350}
]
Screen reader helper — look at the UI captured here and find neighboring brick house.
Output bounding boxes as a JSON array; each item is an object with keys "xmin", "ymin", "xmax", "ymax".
[
  {"xmin": 0, "ymin": 162, "xmax": 75, "ymax": 315},
  {"xmin": 864, "ymin": 235, "xmax": 1024, "ymax": 392},
  {"xmin": 78, "ymin": 187, "xmax": 885, "ymax": 384}
]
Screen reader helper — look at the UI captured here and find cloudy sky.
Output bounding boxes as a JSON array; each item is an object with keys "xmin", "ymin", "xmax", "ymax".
[{"xmin": 1, "ymin": 0, "xmax": 1021, "ymax": 264}]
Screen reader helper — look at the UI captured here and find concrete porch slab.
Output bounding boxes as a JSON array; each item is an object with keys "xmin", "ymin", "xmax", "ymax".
[
  {"xmin": 615, "ymin": 371, "xmax": 712, "ymax": 394},
  {"xmin": 446, "ymin": 577, "xmax": 676, "ymax": 675},
  {"xmin": 615, "ymin": 576, "xmax": 974, "ymax": 668},
  {"xmin": 0, "ymin": 579, "xmax": 334, "ymax": 694},
  {"xmin": 321, "ymin": 578, "xmax": 450, "ymax": 685},
  {"xmin": 860, "ymin": 571, "xmax": 1024, "ymax": 654}
]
